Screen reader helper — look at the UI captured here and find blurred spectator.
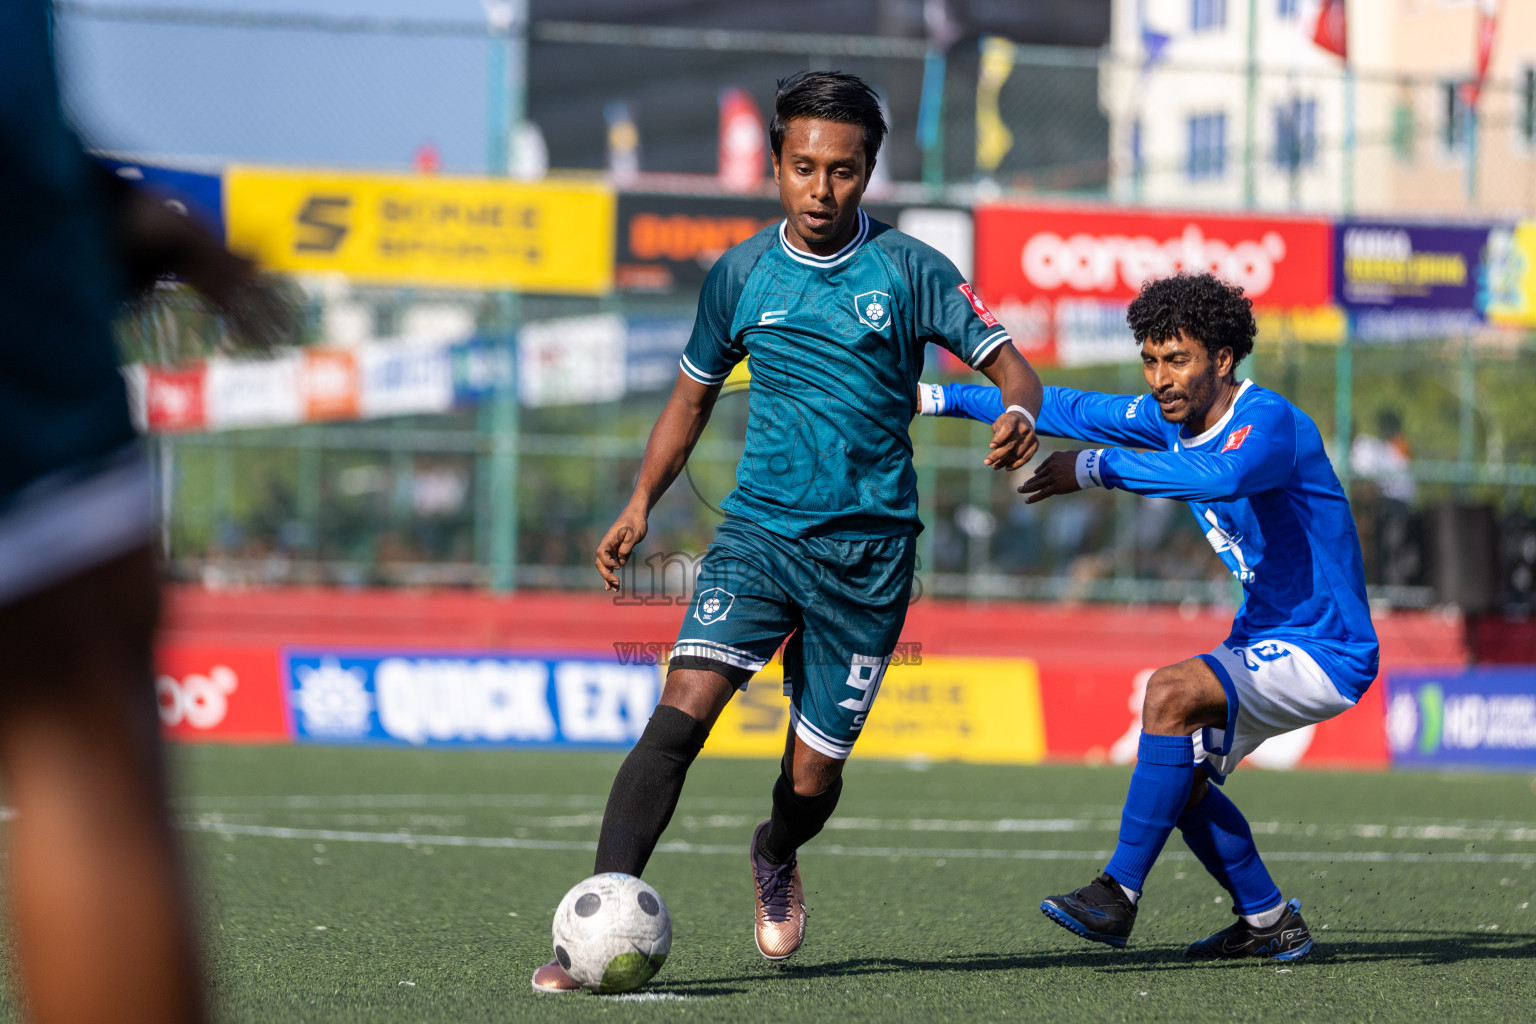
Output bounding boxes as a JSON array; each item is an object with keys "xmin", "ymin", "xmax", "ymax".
[
  {"xmin": 1351, "ymin": 410, "xmax": 1415, "ymax": 504},
  {"xmin": 1351, "ymin": 410, "xmax": 1421, "ymax": 587}
]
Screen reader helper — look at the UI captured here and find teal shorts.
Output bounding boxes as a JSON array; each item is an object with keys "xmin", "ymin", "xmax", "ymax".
[{"xmin": 670, "ymin": 516, "xmax": 917, "ymax": 759}]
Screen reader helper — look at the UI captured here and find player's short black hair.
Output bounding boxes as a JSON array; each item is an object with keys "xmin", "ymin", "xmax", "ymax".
[
  {"xmin": 769, "ymin": 71, "xmax": 888, "ymax": 168},
  {"xmin": 1125, "ymin": 272, "xmax": 1256, "ymax": 369}
]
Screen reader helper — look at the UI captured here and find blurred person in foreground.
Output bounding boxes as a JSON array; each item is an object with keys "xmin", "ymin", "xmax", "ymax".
[
  {"xmin": 918, "ymin": 273, "xmax": 1378, "ymax": 960},
  {"xmin": 533, "ymin": 70, "xmax": 1042, "ymax": 991},
  {"xmin": 1, "ymin": 5, "xmax": 290, "ymax": 1021}
]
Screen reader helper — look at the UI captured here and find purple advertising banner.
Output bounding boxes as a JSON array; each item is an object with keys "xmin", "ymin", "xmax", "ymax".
[
  {"xmin": 1335, "ymin": 221, "xmax": 1504, "ymax": 341},
  {"xmin": 1386, "ymin": 667, "xmax": 1536, "ymax": 770}
]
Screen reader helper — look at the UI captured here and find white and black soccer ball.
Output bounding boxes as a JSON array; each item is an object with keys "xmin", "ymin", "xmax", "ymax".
[{"xmin": 551, "ymin": 873, "xmax": 672, "ymax": 993}]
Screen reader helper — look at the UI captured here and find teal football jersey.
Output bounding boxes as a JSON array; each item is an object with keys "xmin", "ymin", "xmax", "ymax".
[
  {"xmin": 1, "ymin": 2, "xmax": 134, "ymax": 500},
  {"xmin": 682, "ymin": 210, "xmax": 1011, "ymax": 539}
]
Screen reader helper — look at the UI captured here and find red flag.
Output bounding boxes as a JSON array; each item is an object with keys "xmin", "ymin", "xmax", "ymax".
[
  {"xmin": 718, "ymin": 88, "xmax": 765, "ymax": 192},
  {"xmin": 1460, "ymin": 0, "xmax": 1500, "ymax": 108},
  {"xmin": 1312, "ymin": 0, "xmax": 1347, "ymax": 60},
  {"xmin": 412, "ymin": 142, "xmax": 441, "ymax": 175}
]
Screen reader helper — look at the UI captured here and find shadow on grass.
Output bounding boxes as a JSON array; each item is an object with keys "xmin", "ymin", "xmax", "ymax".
[{"xmin": 655, "ymin": 929, "xmax": 1536, "ymax": 988}]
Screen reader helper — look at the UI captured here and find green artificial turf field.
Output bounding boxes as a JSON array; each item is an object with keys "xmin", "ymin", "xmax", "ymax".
[{"xmin": 103, "ymin": 748, "xmax": 1536, "ymax": 1020}]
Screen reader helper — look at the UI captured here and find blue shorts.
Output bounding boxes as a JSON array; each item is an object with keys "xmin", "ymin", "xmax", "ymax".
[{"xmin": 670, "ymin": 516, "xmax": 916, "ymax": 759}]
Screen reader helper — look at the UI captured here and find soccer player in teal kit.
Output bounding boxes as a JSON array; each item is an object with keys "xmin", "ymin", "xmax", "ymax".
[{"xmin": 533, "ymin": 71, "xmax": 1043, "ymax": 990}]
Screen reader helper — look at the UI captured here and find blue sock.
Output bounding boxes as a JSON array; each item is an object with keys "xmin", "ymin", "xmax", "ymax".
[
  {"xmin": 1177, "ymin": 785, "xmax": 1282, "ymax": 915},
  {"xmin": 1103, "ymin": 733, "xmax": 1195, "ymax": 893}
]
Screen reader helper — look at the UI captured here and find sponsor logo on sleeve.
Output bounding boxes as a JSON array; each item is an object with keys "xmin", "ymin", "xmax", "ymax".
[
  {"xmin": 1221, "ymin": 424, "xmax": 1253, "ymax": 452},
  {"xmin": 958, "ymin": 282, "xmax": 1000, "ymax": 327}
]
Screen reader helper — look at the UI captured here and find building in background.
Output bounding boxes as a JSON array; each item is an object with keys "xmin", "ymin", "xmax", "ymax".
[
  {"xmin": 1376, "ymin": 0, "xmax": 1536, "ymax": 215},
  {"xmin": 1102, "ymin": 0, "xmax": 1536, "ymax": 216}
]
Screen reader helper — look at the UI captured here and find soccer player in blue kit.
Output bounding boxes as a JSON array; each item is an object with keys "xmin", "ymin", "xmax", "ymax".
[
  {"xmin": 532, "ymin": 71, "xmax": 1044, "ymax": 991},
  {"xmin": 918, "ymin": 272, "xmax": 1378, "ymax": 960}
]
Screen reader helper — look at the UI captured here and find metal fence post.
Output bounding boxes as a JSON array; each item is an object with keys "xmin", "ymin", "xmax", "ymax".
[
  {"xmin": 488, "ymin": 303, "xmax": 520, "ymax": 592},
  {"xmin": 918, "ymin": 47, "xmax": 947, "ymax": 197},
  {"xmin": 1459, "ymin": 334, "xmax": 1476, "ymax": 496},
  {"xmin": 1342, "ymin": 64, "xmax": 1355, "ymax": 214},
  {"xmin": 298, "ymin": 428, "xmax": 322, "ymax": 561},
  {"xmin": 483, "ymin": 0, "xmax": 527, "ymax": 592},
  {"xmin": 1334, "ymin": 338, "xmax": 1353, "ymax": 492},
  {"xmin": 916, "ymin": 413, "xmax": 937, "ymax": 602},
  {"xmin": 1242, "ymin": 0, "xmax": 1259, "ymax": 209}
]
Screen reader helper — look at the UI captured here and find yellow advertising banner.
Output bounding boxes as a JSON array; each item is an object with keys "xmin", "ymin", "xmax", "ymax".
[
  {"xmin": 224, "ymin": 166, "xmax": 614, "ymax": 294},
  {"xmin": 703, "ymin": 655, "xmax": 1046, "ymax": 765},
  {"xmin": 1254, "ymin": 304, "xmax": 1348, "ymax": 346}
]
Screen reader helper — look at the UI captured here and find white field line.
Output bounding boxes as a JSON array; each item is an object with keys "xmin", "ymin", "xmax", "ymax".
[
  {"xmin": 175, "ymin": 793, "xmax": 1136, "ymax": 816},
  {"xmin": 176, "ymin": 794, "xmax": 610, "ymax": 810},
  {"xmin": 559, "ymin": 813, "xmax": 1536, "ymax": 844},
  {"xmin": 180, "ymin": 819, "xmax": 1536, "ymax": 865},
  {"xmin": 601, "ymin": 993, "xmax": 694, "ymax": 1003},
  {"xmin": 181, "ymin": 800, "xmax": 1536, "ymax": 845}
]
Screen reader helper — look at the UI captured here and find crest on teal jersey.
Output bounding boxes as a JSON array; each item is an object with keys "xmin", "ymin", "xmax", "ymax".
[
  {"xmin": 694, "ymin": 587, "xmax": 735, "ymax": 625},
  {"xmin": 854, "ymin": 290, "xmax": 893, "ymax": 332}
]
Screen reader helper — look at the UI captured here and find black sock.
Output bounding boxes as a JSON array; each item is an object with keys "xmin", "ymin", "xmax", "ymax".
[
  {"xmin": 593, "ymin": 705, "xmax": 710, "ymax": 877},
  {"xmin": 755, "ymin": 767, "xmax": 843, "ymax": 866}
]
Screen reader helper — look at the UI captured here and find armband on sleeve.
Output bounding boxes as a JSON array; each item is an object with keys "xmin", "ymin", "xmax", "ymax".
[
  {"xmin": 917, "ymin": 383, "xmax": 946, "ymax": 416},
  {"xmin": 1075, "ymin": 449, "xmax": 1108, "ymax": 489}
]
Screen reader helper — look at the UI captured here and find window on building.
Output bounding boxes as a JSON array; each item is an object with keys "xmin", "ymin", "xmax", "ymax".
[
  {"xmin": 1277, "ymin": 0, "xmax": 1299, "ymax": 18},
  {"xmin": 1273, "ymin": 98, "xmax": 1317, "ymax": 170},
  {"xmin": 1191, "ymin": 0, "xmax": 1227, "ymax": 31},
  {"xmin": 1520, "ymin": 66, "xmax": 1536, "ymax": 147},
  {"xmin": 1441, "ymin": 79, "xmax": 1472, "ymax": 152},
  {"xmin": 1188, "ymin": 112, "xmax": 1227, "ymax": 180},
  {"xmin": 1391, "ymin": 92, "xmax": 1417, "ymax": 163}
]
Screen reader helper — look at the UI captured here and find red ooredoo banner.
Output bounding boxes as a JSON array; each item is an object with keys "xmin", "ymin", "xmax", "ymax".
[
  {"xmin": 157, "ymin": 645, "xmax": 290, "ymax": 743},
  {"xmin": 972, "ymin": 205, "xmax": 1333, "ymax": 367}
]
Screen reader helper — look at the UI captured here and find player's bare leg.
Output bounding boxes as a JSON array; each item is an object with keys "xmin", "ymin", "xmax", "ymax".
[
  {"xmin": 749, "ymin": 727, "xmax": 843, "ymax": 960},
  {"xmin": 0, "ymin": 545, "xmax": 204, "ymax": 1024},
  {"xmin": 534, "ymin": 667, "xmax": 734, "ymax": 992}
]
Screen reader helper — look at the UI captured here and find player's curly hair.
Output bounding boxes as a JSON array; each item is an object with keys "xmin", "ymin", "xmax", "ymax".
[
  {"xmin": 769, "ymin": 71, "xmax": 888, "ymax": 169},
  {"xmin": 1125, "ymin": 272, "xmax": 1257, "ymax": 369}
]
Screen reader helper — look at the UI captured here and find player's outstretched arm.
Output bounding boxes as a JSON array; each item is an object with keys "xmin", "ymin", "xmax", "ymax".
[
  {"xmin": 1016, "ymin": 450, "xmax": 1083, "ymax": 504},
  {"xmin": 975, "ymin": 343, "xmax": 1042, "ymax": 471},
  {"xmin": 107, "ymin": 172, "xmax": 300, "ymax": 352},
  {"xmin": 917, "ymin": 381, "xmax": 1003, "ymax": 422},
  {"xmin": 1022, "ymin": 404, "xmax": 1298, "ymax": 504},
  {"xmin": 919, "ymin": 381, "xmax": 1174, "ymax": 455},
  {"xmin": 594, "ymin": 371, "xmax": 722, "ymax": 590}
]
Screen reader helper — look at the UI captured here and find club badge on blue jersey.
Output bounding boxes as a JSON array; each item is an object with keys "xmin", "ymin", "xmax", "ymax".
[{"xmin": 854, "ymin": 290, "xmax": 893, "ymax": 332}]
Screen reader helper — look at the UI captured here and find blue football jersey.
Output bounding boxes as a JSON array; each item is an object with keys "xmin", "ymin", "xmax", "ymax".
[
  {"xmin": 682, "ymin": 210, "xmax": 1012, "ymax": 539},
  {"xmin": 935, "ymin": 379, "xmax": 1380, "ymax": 700}
]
